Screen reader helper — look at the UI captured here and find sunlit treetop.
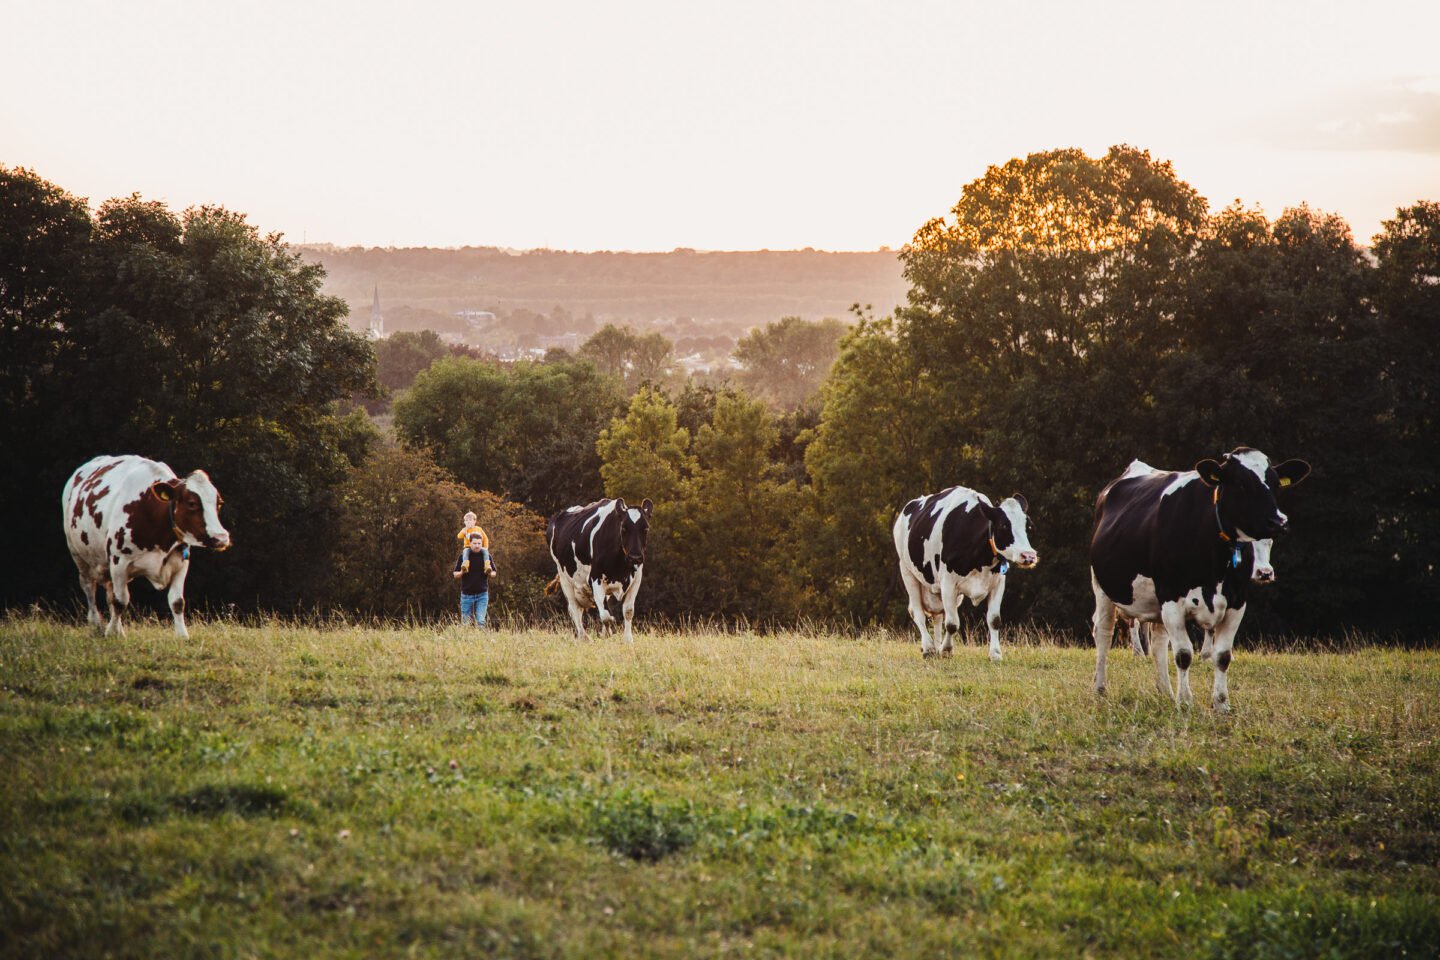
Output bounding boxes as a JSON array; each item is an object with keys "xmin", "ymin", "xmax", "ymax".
[{"xmin": 906, "ymin": 145, "xmax": 1209, "ymax": 259}]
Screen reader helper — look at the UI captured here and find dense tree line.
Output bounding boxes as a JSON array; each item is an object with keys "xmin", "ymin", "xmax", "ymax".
[
  {"xmin": 4, "ymin": 155, "xmax": 1435, "ymax": 638},
  {"xmin": 801, "ymin": 149, "xmax": 1437, "ymax": 636},
  {"xmin": 1, "ymin": 168, "xmax": 377, "ymax": 612}
]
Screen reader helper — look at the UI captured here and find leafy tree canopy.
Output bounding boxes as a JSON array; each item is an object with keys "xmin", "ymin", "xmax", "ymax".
[
  {"xmin": 732, "ymin": 316, "xmax": 848, "ymax": 411},
  {"xmin": 0, "ymin": 166, "xmax": 378, "ymax": 610},
  {"xmin": 394, "ymin": 355, "xmax": 624, "ymax": 514}
]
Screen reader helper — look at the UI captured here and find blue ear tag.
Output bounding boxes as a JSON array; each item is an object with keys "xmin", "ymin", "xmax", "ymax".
[
  {"xmin": 999, "ymin": 560, "xmax": 1010, "ymax": 575},
  {"xmin": 1231, "ymin": 547, "xmax": 1241, "ymax": 569},
  {"xmin": 182, "ymin": 546, "xmax": 190, "ymax": 561}
]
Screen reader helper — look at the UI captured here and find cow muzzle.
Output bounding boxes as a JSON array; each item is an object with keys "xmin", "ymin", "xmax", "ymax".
[
  {"xmin": 1252, "ymin": 566, "xmax": 1276, "ymax": 584},
  {"xmin": 1015, "ymin": 551, "xmax": 1039, "ymax": 569},
  {"xmin": 211, "ymin": 533, "xmax": 233, "ymax": 551}
]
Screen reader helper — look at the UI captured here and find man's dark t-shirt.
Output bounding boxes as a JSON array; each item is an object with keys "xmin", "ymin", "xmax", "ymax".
[{"xmin": 454, "ymin": 548, "xmax": 493, "ymax": 594}]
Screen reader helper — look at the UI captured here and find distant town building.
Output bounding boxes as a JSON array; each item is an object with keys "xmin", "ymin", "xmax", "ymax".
[
  {"xmin": 456, "ymin": 310, "xmax": 497, "ymax": 327},
  {"xmin": 367, "ymin": 286, "xmax": 385, "ymax": 340}
]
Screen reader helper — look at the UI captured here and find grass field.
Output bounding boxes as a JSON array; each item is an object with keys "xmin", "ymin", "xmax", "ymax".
[{"xmin": 2, "ymin": 615, "xmax": 1437, "ymax": 959}]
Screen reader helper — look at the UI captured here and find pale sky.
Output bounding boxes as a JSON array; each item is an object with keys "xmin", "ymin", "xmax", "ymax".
[{"xmin": 4, "ymin": 0, "xmax": 1437, "ymax": 251}]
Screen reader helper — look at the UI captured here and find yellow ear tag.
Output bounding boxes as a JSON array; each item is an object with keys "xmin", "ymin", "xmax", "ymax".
[
  {"xmin": 152, "ymin": 484, "xmax": 171, "ymax": 501},
  {"xmin": 1279, "ymin": 477, "xmax": 1292, "ymax": 487}
]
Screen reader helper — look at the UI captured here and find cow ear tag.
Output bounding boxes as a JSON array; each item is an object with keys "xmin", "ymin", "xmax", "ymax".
[
  {"xmin": 182, "ymin": 546, "xmax": 190, "ymax": 560},
  {"xmin": 1231, "ymin": 547, "xmax": 1242, "ymax": 569},
  {"xmin": 1279, "ymin": 477, "xmax": 1292, "ymax": 487},
  {"xmin": 999, "ymin": 560, "xmax": 1010, "ymax": 575},
  {"xmin": 151, "ymin": 482, "xmax": 172, "ymax": 501}
]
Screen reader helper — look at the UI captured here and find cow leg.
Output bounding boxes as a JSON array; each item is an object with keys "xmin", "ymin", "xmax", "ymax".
[
  {"xmin": 984, "ymin": 577, "xmax": 1007, "ymax": 662},
  {"xmin": 1129, "ymin": 620, "xmax": 1149, "ymax": 657},
  {"xmin": 555, "ymin": 574, "xmax": 589, "ymax": 640},
  {"xmin": 1209, "ymin": 606, "xmax": 1244, "ymax": 712},
  {"xmin": 591, "ymin": 580, "xmax": 615, "ymax": 635},
  {"xmin": 620, "ymin": 567, "xmax": 643, "ymax": 644},
  {"xmin": 931, "ymin": 615, "xmax": 946, "ymax": 657},
  {"xmin": 898, "ymin": 566, "xmax": 935, "ymax": 655},
  {"xmin": 1091, "ymin": 573, "xmax": 1115, "ymax": 696},
  {"xmin": 78, "ymin": 572, "xmax": 103, "ymax": 630},
  {"xmin": 167, "ymin": 558, "xmax": 191, "ymax": 639},
  {"xmin": 105, "ymin": 567, "xmax": 130, "ymax": 638},
  {"xmin": 1199, "ymin": 629, "xmax": 1215, "ymax": 661},
  {"xmin": 1160, "ymin": 602, "xmax": 1192, "ymax": 706},
  {"xmin": 939, "ymin": 576, "xmax": 962, "ymax": 655}
]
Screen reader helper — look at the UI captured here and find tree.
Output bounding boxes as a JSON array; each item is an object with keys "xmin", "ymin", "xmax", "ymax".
[
  {"xmin": 0, "ymin": 171, "xmax": 380, "ymax": 611},
  {"xmin": 394, "ymin": 355, "xmax": 624, "ymax": 513},
  {"xmin": 375, "ymin": 330, "xmax": 448, "ymax": 394},
  {"xmin": 328, "ymin": 445, "xmax": 550, "ymax": 619},
  {"xmin": 1369, "ymin": 202, "xmax": 1440, "ymax": 630},
  {"xmin": 809, "ymin": 147, "xmax": 1208, "ymax": 626},
  {"xmin": 579, "ymin": 323, "xmax": 675, "ymax": 392},
  {"xmin": 594, "ymin": 387, "xmax": 802, "ymax": 622},
  {"xmin": 800, "ymin": 315, "xmax": 940, "ymax": 621},
  {"xmin": 732, "ymin": 316, "xmax": 847, "ymax": 410},
  {"xmin": 1149, "ymin": 204, "xmax": 1387, "ymax": 633},
  {"xmin": 677, "ymin": 392, "xmax": 803, "ymax": 620},
  {"xmin": 596, "ymin": 387, "xmax": 692, "ymax": 505}
]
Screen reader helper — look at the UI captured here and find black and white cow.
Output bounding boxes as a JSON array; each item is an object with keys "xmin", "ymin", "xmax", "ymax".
[
  {"xmin": 547, "ymin": 498, "xmax": 653, "ymax": 642},
  {"xmin": 1090, "ymin": 448, "xmax": 1308, "ymax": 710},
  {"xmin": 893, "ymin": 487, "xmax": 1038, "ymax": 661},
  {"xmin": 63, "ymin": 454, "xmax": 231, "ymax": 639}
]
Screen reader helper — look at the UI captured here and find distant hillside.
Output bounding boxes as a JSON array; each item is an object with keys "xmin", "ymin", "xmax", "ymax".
[{"xmin": 296, "ymin": 245, "xmax": 909, "ymax": 336}]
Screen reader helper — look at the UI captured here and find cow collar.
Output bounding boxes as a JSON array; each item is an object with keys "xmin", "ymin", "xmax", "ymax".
[
  {"xmin": 1212, "ymin": 487, "xmax": 1243, "ymax": 569},
  {"xmin": 986, "ymin": 532, "xmax": 1010, "ymax": 575},
  {"xmin": 1213, "ymin": 486, "xmax": 1233, "ymax": 542},
  {"xmin": 167, "ymin": 496, "xmax": 190, "ymax": 560}
]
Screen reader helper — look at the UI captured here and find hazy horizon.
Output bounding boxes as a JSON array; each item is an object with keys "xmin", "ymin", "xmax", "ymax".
[{"xmin": 5, "ymin": 1, "xmax": 1438, "ymax": 251}]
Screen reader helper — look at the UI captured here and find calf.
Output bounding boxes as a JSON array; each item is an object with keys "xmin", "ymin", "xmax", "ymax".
[
  {"xmin": 1089, "ymin": 450, "xmax": 1307, "ymax": 710},
  {"xmin": 63, "ymin": 455, "xmax": 231, "ymax": 639},
  {"xmin": 547, "ymin": 498, "xmax": 652, "ymax": 642},
  {"xmin": 893, "ymin": 487, "xmax": 1038, "ymax": 661}
]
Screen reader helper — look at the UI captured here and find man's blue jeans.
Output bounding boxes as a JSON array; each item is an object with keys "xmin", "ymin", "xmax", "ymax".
[{"xmin": 460, "ymin": 592, "xmax": 489, "ymax": 627}]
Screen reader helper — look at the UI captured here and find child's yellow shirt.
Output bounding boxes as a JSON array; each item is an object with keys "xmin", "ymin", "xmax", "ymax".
[{"xmin": 457, "ymin": 524, "xmax": 489, "ymax": 549}]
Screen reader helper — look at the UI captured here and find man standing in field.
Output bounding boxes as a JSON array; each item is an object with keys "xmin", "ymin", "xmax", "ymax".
[{"xmin": 453, "ymin": 532, "xmax": 496, "ymax": 627}]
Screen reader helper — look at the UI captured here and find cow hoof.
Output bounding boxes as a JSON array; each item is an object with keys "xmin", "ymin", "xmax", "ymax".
[
  {"xmin": 922, "ymin": 649, "xmax": 936, "ymax": 660},
  {"xmin": 989, "ymin": 648, "xmax": 1003, "ymax": 662},
  {"xmin": 940, "ymin": 648, "xmax": 953, "ymax": 659},
  {"xmin": 1213, "ymin": 697, "xmax": 1231, "ymax": 713},
  {"xmin": 1094, "ymin": 683, "xmax": 1107, "ymax": 697}
]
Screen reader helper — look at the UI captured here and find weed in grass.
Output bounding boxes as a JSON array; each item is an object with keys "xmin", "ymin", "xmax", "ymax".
[{"xmin": 586, "ymin": 787, "xmax": 700, "ymax": 861}]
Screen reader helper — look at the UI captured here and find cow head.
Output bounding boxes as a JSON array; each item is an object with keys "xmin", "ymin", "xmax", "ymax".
[
  {"xmin": 151, "ymin": 470, "xmax": 231, "ymax": 551},
  {"xmin": 615, "ymin": 497, "xmax": 653, "ymax": 565},
  {"xmin": 1249, "ymin": 538, "xmax": 1276, "ymax": 584},
  {"xmin": 982, "ymin": 494, "xmax": 1039, "ymax": 569},
  {"xmin": 1196, "ymin": 448, "xmax": 1310, "ymax": 541}
]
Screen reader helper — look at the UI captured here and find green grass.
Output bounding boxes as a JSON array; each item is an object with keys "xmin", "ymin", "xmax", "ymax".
[{"xmin": 1, "ymin": 615, "xmax": 1437, "ymax": 958}]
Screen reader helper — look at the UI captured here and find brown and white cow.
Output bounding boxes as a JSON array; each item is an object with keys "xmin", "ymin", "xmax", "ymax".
[{"xmin": 63, "ymin": 455, "xmax": 231, "ymax": 638}]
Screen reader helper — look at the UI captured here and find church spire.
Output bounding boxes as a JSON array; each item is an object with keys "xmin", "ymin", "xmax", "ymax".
[{"xmin": 368, "ymin": 285, "xmax": 385, "ymax": 339}]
